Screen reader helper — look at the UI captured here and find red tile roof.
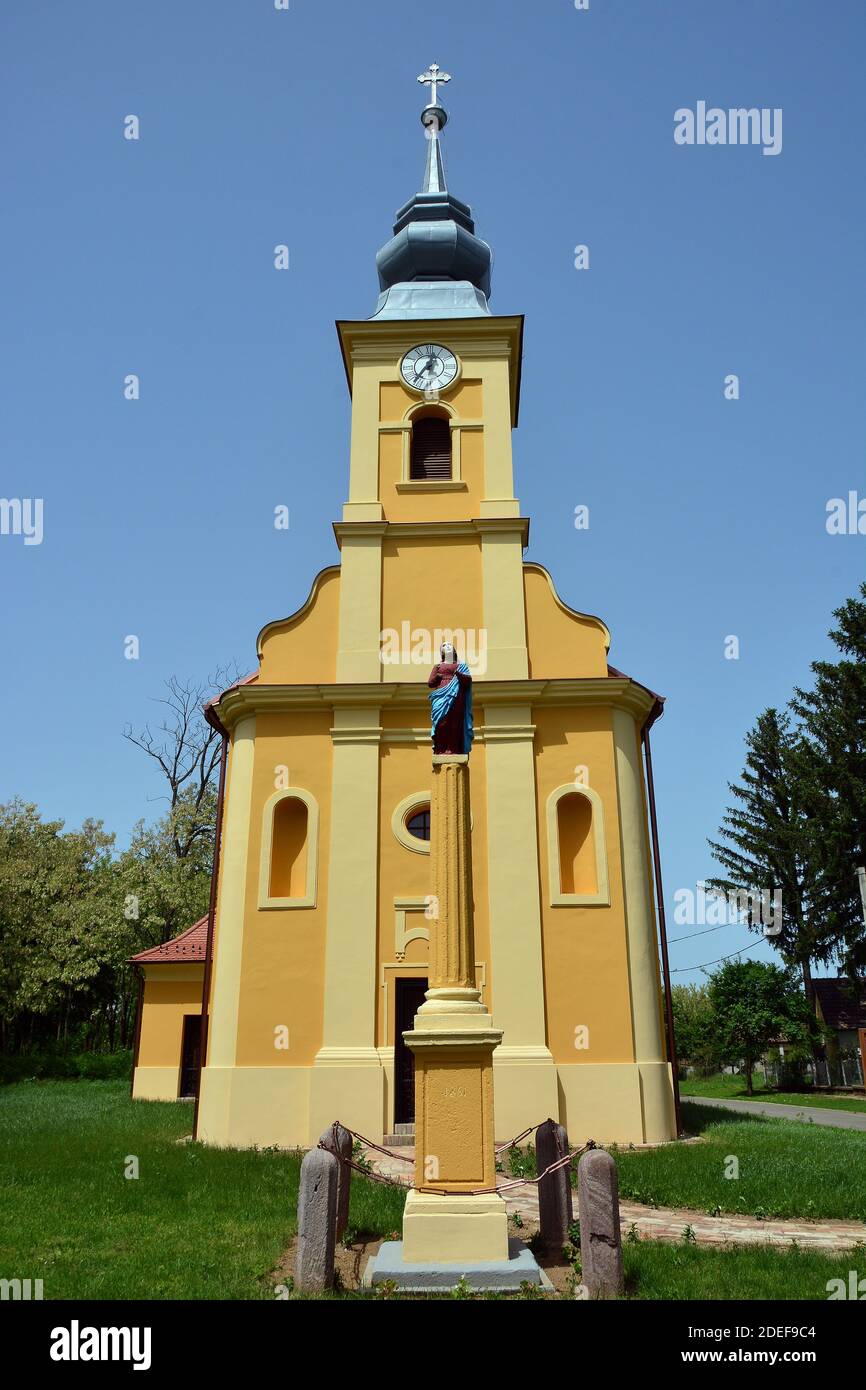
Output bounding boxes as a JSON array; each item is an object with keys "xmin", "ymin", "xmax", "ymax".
[{"xmin": 130, "ymin": 917, "xmax": 210, "ymax": 964}]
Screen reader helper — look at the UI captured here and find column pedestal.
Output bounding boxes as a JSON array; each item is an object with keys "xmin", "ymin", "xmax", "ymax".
[{"xmin": 367, "ymin": 751, "xmax": 552, "ymax": 1292}]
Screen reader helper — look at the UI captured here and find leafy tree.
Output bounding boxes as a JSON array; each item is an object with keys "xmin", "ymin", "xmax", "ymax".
[
  {"xmin": 119, "ymin": 666, "xmax": 237, "ymax": 945},
  {"xmin": 115, "ymin": 793, "xmax": 215, "ymax": 949},
  {"xmin": 707, "ymin": 708, "xmax": 830, "ymax": 1009},
  {"xmin": 706, "ymin": 959, "xmax": 824, "ymax": 1095},
  {"xmin": 0, "ymin": 669, "xmax": 237, "ymax": 1056},
  {"xmin": 670, "ymin": 983, "xmax": 715, "ymax": 1077},
  {"xmin": 0, "ymin": 801, "xmax": 121, "ymax": 1051},
  {"xmin": 791, "ymin": 584, "xmax": 866, "ymax": 978}
]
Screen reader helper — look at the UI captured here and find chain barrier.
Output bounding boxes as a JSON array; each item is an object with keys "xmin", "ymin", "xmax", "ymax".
[{"xmin": 319, "ymin": 1121, "xmax": 595, "ymax": 1199}]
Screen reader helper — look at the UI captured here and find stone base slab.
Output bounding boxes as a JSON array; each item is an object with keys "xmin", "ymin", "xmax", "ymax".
[
  {"xmin": 363, "ymin": 1238, "xmax": 552, "ymax": 1293},
  {"xmin": 402, "ymin": 1188, "xmax": 510, "ymax": 1263}
]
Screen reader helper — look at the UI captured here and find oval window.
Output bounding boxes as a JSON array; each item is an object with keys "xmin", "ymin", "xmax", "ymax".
[{"xmin": 405, "ymin": 807, "xmax": 430, "ymax": 842}]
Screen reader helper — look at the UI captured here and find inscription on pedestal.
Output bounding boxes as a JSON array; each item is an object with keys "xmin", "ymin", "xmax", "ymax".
[
  {"xmin": 414, "ymin": 1050, "xmax": 500, "ymax": 1195},
  {"xmin": 420, "ymin": 1058, "xmax": 485, "ymax": 1187}
]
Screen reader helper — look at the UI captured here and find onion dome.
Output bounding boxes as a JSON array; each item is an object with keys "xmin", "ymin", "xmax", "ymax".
[{"xmin": 372, "ymin": 66, "xmax": 493, "ymax": 320}]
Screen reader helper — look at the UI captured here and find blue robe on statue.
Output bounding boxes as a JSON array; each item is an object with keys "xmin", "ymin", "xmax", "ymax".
[{"xmin": 429, "ymin": 661, "xmax": 474, "ymax": 754}]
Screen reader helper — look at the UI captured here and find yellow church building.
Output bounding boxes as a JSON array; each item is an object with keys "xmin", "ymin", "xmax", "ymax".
[{"xmin": 131, "ymin": 72, "xmax": 678, "ymax": 1151}]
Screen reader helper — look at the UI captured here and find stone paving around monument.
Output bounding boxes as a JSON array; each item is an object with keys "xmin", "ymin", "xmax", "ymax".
[{"xmin": 364, "ymin": 1144, "xmax": 866, "ymax": 1252}]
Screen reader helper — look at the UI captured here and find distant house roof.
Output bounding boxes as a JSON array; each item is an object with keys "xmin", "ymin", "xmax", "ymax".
[
  {"xmin": 814, "ymin": 978, "xmax": 866, "ymax": 1031},
  {"xmin": 130, "ymin": 917, "xmax": 210, "ymax": 965}
]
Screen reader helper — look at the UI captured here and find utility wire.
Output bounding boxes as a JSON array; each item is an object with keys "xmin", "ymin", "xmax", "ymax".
[
  {"xmin": 667, "ymin": 922, "xmax": 733, "ymax": 945},
  {"xmin": 670, "ymin": 937, "xmax": 766, "ymax": 974}
]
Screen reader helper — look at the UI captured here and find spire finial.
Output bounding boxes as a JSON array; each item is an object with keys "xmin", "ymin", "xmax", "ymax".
[
  {"xmin": 416, "ymin": 63, "xmax": 451, "ymax": 194},
  {"xmin": 417, "ymin": 62, "xmax": 451, "ymax": 112}
]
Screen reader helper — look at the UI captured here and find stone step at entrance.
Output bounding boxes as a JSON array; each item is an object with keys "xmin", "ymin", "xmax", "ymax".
[{"xmin": 383, "ymin": 1123, "xmax": 415, "ymax": 1146}]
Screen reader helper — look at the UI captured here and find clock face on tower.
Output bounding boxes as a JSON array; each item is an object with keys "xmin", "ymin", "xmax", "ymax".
[{"xmin": 400, "ymin": 343, "xmax": 459, "ymax": 394}]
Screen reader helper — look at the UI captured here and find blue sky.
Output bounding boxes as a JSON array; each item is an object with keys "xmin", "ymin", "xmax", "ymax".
[{"xmin": 1, "ymin": 1, "xmax": 864, "ymax": 985}]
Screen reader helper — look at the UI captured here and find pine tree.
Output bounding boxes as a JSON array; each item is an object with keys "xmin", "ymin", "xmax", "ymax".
[
  {"xmin": 707, "ymin": 708, "xmax": 829, "ymax": 1007},
  {"xmin": 790, "ymin": 583, "xmax": 866, "ymax": 978}
]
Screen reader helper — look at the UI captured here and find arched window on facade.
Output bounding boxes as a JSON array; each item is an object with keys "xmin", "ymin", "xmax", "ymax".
[
  {"xmin": 259, "ymin": 789, "xmax": 319, "ymax": 908},
  {"xmin": 270, "ymin": 796, "xmax": 308, "ymax": 898},
  {"xmin": 557, "ymin": 793, "xmax": 596, "ymax": 896},
  {"xmin": 546, "ymin": 784, "xmax": 610, "ymax": 907},
  {"xmin": 410, "ymin": 412, "xmax": 452, "ymax": 480}
]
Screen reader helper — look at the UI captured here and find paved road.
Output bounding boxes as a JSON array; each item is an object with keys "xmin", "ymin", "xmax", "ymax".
[{"xmin": 685, "ymin": 1094, "xmax": 866, "ymax": 1131}]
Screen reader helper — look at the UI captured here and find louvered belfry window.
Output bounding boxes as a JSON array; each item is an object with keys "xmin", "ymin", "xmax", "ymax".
[{"xmin": 410, "ymin": 415, "xmax": 452, "ymax": 481}]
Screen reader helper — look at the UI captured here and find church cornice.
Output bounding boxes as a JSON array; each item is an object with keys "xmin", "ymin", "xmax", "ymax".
[
  {"xmin": 332, "ymin": 517, "xmax": 530, "ymax": 547},
  {"xmin": 212, "ymin": 675, "xmax": 658, "ymax": 730}
]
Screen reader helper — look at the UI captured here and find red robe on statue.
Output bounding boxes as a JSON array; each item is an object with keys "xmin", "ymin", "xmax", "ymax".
[{"xmin": 428, "ymin": 661, "xmax": 472, "ymax": 755}]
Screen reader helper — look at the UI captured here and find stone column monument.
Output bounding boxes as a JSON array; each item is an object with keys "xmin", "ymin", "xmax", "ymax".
[
  {"xmin": 365, "ymin": 643, "xmax": 546, "ymax": 1289},
  {"xmin": 401, "ymin": 747, "xmax": 509, "ymax": 1263}
]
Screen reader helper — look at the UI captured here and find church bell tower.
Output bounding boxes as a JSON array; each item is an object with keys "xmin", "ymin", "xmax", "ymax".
[{"xmin": 335, "ymin": 67, "xmax": 529, "ymax": 688}]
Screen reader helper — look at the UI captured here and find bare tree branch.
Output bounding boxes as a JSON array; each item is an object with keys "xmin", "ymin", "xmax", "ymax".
[{"xmin": 124, "ymin": 664, "xmax": 244, "ymax": 858}]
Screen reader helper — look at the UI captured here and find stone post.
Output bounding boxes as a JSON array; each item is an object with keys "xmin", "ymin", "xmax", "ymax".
[
  {"xmin": 319, "ymin": 1122, "xmax": 352, "ymax": 1242},
  {"xmin": 402, "ymin": 755, "xmax": 509, "ymax": 1263},
  {"xmin": 537, "ymin": 1118, "xmax": 573, "ymax": 1252},
  {"xmin": 296, "ymin": 1148, "xmax": 338, "ymax": 1291},
  {"xmin": 577, "ymin": 1148, "xmax": 624, "ymax": 1297}
]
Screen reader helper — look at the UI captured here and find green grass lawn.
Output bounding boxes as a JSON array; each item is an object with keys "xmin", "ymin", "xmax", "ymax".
[
  {"xmin": 2, "ymin": 1081, "xmax": 863, "ymax": 1301},
  {"xmin": 621, "ymin": 1240, "xmax": 862, "ymax": 1300},
  {"xmin": 614, "ymin": 1102, "xmax": 866, "ymax": 1223},
  {"xmin": 679, "ymin": 1072, "xmax": 866, "ymax": 1114},
  {"xmin": 0, "ymin": 1080, "xmax": 404, "ymax": 1300}
]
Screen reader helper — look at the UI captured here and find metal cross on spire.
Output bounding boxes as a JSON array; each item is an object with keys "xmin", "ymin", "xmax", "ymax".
[{"xmin": 417, "ymin": 62, "xmax": 451, "ymax": 108}]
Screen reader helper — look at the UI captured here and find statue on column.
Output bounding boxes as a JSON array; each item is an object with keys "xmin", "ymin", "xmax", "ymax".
[{"xmin": 428, "ymin": 640, "xmax": 474, "ymax": 755}]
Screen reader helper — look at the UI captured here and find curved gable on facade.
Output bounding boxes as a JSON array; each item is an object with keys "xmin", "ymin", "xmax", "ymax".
[
  {"xmin": 523, "ymin": 562, "xmax": 610, "ymax": 679},
  {"xmin": 256, "ymin": 566, "xmax": 341, "ymax": 684}
]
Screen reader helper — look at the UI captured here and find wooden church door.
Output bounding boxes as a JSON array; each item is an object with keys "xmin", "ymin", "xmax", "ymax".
[
  {"xmin": 179, "ymin": 1015, "xmax": 202, "ymax": 1099},
  {"xmin": 394, "ymin": 979, "xmax": 427, "ymax": 1126}
]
